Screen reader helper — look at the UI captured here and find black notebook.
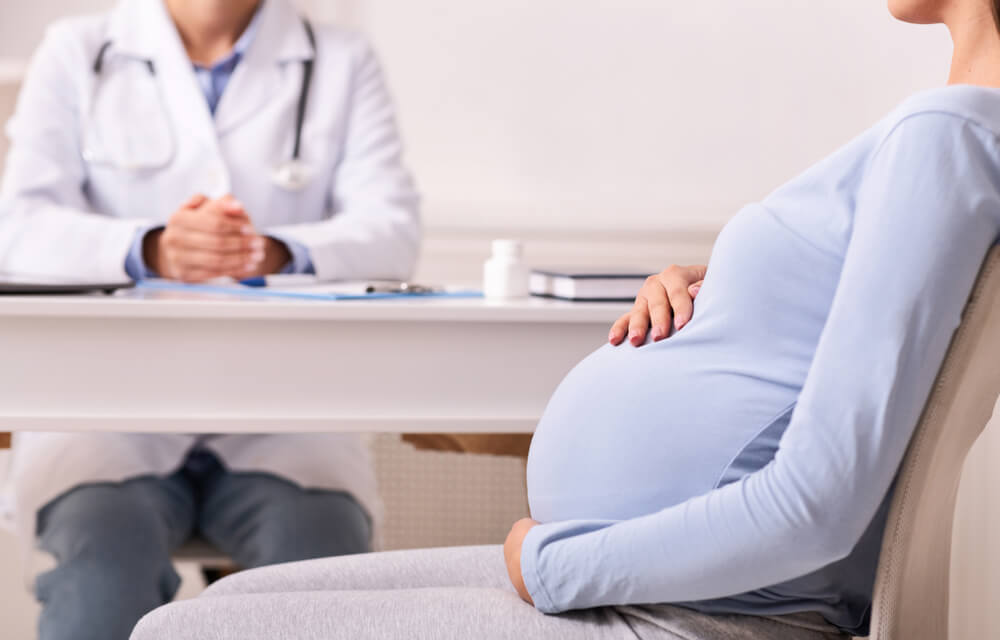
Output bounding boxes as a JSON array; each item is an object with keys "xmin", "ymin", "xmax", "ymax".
[{"xmin": 529, "ymin": 267, "xmax": 652, "ymax": 301}]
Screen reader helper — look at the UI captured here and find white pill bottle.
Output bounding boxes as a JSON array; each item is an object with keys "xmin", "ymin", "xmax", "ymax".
[{"xmin": 483, "ymin": 239, "xmax": 529, "ymax": 299}]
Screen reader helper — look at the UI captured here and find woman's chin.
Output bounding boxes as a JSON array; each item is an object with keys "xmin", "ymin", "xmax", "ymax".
[{"xmin": 887, "ymin": 0, "xmax": 945, "ymax": 25}]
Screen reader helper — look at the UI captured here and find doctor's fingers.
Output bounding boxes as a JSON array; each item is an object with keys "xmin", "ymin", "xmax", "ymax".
[
  {"xmin": 163, "ymin": 227, "xmax": 265, "ymax": 254},
  {"xmin": 197, "ymin": 195, "xmax": 252, "ymax": 221},
  {"xmin": 167, "ymin": 246, "xmax": 265, "ymax": 276},
  {"xmin": 182, "ymin": 193, "xmax": 209, "ymax": 209},
  {"xmin": 169, "ymin": 205, "xmax": 251, "ymax": 235},
  {"xmin": 167, "ymin": 266, "xmax": 225, "ymax": 283}
]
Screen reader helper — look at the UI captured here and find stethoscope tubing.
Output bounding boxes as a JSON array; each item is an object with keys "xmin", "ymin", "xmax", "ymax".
[
  {"xmin": 89, "ymin": 17, "xmax": 315, "ymax": 168},
  {"xmin": 292, "ymin": 20, "xmax": 316, "ymax": 163}
]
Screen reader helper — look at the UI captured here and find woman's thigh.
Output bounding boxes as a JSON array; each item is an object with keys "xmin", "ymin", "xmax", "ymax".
[
  {"xmin": 190, "ymin": 547, "xmax": 843, "ymax": 640},
  {"xmin": 132, "ymin": 588, "xmax": 635, "ymax": 640},
  {"xmin": 132, "ymin": 590, "xmax": 839, "ymax": 640},
  {"xmin": 203, "ymin": 545, "xmax": 513, "ymax": 597}
]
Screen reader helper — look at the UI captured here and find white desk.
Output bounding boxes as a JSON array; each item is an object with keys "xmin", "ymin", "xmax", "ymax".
[{"xmin": 0, "ymin": 291, "xmax": 629, "ymax": 433}]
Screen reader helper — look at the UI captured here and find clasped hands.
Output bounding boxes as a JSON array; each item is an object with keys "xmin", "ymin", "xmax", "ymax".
[
  {"xmin": 504, "ymin": 263, "xmax": 708, "ymax": 606},
  {"xmin": 144, "ymin": 194, "xmax": 291, "ymax": 282}
]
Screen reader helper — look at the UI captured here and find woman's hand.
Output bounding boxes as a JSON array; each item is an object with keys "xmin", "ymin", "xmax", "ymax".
[
  {"xmin": 504, "ymin": 517, "xmax": 539, "ymax": 605},
  {"xmin": 609, "ymin": 264, "xmax": 707, "ymax": 346}
]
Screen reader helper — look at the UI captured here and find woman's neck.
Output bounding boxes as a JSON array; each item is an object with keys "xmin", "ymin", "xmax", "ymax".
[
  {"xmin": 947, "ymin": 4, "xmax": 1000, "ymax": 86},
  {"xmin": 164, "ymin": 0, "xmax": 261, "ymax": 66}
]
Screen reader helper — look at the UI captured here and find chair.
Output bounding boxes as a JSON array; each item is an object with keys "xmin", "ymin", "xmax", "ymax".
[{"xmin": 867, "ymin": 244, "xmax": 1000, "ymax": 640}]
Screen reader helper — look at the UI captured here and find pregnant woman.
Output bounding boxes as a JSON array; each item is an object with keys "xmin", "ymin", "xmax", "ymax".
[{"xmin": 132, "ymin": 0, "xmax": 1000, "ymax": 638}]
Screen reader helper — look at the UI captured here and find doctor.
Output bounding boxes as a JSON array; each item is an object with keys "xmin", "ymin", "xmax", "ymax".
[{"xmin": 0, "ymin": 0, "xmax": 418, "ymax": 639}]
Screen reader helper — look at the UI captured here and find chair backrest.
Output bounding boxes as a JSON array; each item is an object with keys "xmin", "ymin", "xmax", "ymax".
[{"xmin": 869, "ymin": 245, "xmax": 1000, "ymax": 640}]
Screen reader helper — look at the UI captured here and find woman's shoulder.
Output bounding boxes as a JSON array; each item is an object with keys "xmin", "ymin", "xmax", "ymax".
[
  {"xmin": 858, "ymin": 88, "xmax": 1000, "ymax": 202},
  {"xmin": 885, "ymin": 85, "xmax": 1000, "ymax": 140}
]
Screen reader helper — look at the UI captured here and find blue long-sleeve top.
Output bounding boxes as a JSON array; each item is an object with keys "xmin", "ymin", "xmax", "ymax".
[{"xmin": 522, "ymin": 85, "xmax": 1000, "ymax": 635}]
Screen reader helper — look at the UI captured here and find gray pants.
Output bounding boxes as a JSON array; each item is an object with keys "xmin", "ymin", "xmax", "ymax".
[
  {"xmin": 37, "ymin": 449, "xmax": 371, "ymax": 640},
  {"xmin": 130, "ymin": 545, "xmax": 846, "ymax": 640}
]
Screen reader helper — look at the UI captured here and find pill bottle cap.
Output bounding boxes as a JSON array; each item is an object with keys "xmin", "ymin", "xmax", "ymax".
[{"xmin": 491, "ymin": 239, "xmax": 523, "ymax": 259}]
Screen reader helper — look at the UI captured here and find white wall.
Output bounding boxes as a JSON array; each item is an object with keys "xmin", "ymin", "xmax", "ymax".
[
  {"xmin": 0, "ymin": 0, "xmax": 114, "ymax": 59},
  {"xmin": 3, "ymin": 0, "xmax": 953, "ymax": 232},
  {"xmin": 338, "ymin": 0, "xmax": 953, "ymax": 231}
]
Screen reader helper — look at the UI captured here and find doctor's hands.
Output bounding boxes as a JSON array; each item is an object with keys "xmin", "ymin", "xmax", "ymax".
[
  {"xmin": 504, "ymin": 517, "xmax": 539, "ymax": 605},
  {"xmin": 609, "ymin": 264, "xmax": 707, "ymax": 347},
  {"xmin": 144, "ymin": 194, "xmax": 291, "ymax": 282}
]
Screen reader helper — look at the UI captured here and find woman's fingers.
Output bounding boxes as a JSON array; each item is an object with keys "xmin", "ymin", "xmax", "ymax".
[
  {"xmin": 655, "ymin": 265, "xmax": 709, "ymax": 331},
  {"xmin": 609, "ymin": 265, "xmax": 709, "ymax": 347},
  {"xmin": 661, "ymin": 265, "xmax": 707, "ymax": 329},
  {"xmin": 627, "ymin": 296, "xmax": 651, "ymax": 346},
  {"xmin": 660, "ymin": 277, "xmax": 693, "ymax": 331},
  {"xmin": 609, "ymin": 313, "xmax": 631, "ymax": 344},
  {"xmin": 641, "ymin": 273, "xmax": 677, "ymax": 340}
]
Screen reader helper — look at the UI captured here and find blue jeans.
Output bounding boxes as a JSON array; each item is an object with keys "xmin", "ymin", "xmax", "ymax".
[{"xmin": 33, "ymin": 448, "xmax": 371, "ymax": 640}]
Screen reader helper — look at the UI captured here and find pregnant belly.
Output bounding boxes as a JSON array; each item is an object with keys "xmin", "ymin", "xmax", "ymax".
[{"xmin": 526, "ymin": 339, "xmax": 796, "ymax": 524}]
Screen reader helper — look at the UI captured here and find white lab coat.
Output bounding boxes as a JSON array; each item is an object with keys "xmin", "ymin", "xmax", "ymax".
[{"xmin": 0, "ymin": 0, "xmax": 420, "ymax": 560}]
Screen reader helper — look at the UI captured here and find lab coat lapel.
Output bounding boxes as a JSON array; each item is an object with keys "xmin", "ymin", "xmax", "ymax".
[
  {"xmin": 213, "ymin": 0, "xmax": 314, "ymax": 137},
  {"xmin": 107, "ymin": 0, "xmax": 218, "ymax": 156}
]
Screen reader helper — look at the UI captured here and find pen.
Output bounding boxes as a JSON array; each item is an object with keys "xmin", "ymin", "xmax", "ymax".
[
  {"xmin": 365, "ymin": 282, "xmax": 438, "ymax": 294},
  {"xmin": 239, "ymin": 276, "xmax": 268, "ymax": 287}
]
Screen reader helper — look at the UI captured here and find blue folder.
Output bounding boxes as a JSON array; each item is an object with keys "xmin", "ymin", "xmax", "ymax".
[{"xmin": 136, "ymin": 280, "xmax": 482, "ymax": 301}]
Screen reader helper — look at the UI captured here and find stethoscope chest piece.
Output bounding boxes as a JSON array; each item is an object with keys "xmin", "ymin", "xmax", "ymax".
[
  {"xmin": 271, "ymin": 160, "xmax": 315, "ymax": 191},
  {"xmin": 270, "ymin": 19, "xmax": 318, "ymax": 192}
]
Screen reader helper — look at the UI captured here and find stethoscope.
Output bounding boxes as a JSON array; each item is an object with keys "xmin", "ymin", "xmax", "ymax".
[{"xmin": 83, "ymin": 18, "xmax": 317, "ymax": 191}]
